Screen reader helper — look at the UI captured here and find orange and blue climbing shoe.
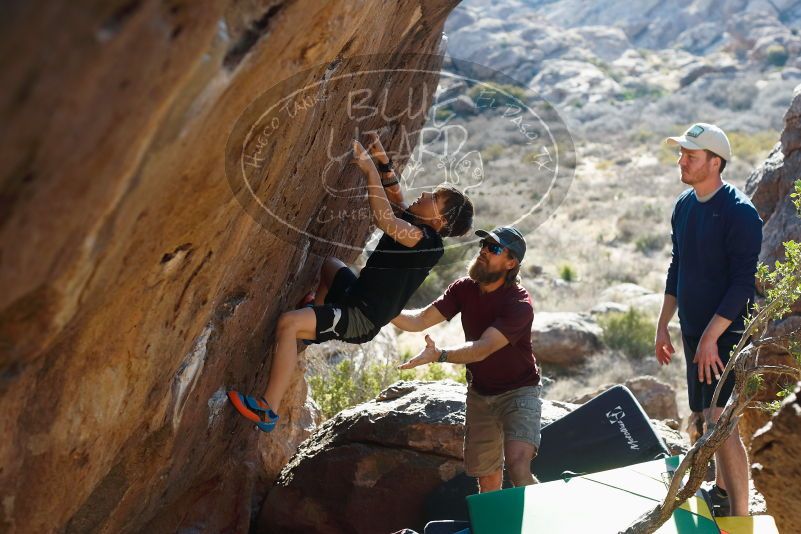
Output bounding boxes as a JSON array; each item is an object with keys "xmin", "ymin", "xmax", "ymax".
[{"xmin": 227, "ymin": 391, "xmax": 279, "ymax": 433}]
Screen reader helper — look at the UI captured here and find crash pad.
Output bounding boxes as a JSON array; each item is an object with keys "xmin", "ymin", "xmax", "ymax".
[{"xmin": 467, "ymin": 456, "xmax": 720, "ymax": 534}]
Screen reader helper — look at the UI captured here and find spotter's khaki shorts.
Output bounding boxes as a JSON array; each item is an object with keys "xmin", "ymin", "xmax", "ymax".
[{"xmin": 464, "ymin": 385, "xmax": 543, "ymax": 477}]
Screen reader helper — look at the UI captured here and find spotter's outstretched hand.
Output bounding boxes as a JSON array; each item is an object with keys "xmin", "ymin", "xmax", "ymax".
[{"xmin": 398, "ymin": 334, "xmax": 440, "ymax": 370}]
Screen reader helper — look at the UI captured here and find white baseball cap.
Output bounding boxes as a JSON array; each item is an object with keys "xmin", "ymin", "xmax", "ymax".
[{"xmin": 665, "ymin": 123, "xmax": 732, "ymax": 161}]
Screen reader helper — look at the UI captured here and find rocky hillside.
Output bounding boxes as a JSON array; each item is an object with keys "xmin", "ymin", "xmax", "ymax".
[
  {"xmin": 0, "ymin": 1, "xmax": 459, "ymax": 532},
  {"xmin": 446, "ymin": 0, "xmax": 801, "ymax": 141}
]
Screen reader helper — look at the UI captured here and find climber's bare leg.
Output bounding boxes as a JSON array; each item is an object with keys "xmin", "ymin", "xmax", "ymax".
[
  {"xmin": 262, "ymin": 307, "xmax": 316, "ymax": 413},
  {"xmin": 314, "ymin": 257, "xmax": 348, "ymax": 305}
]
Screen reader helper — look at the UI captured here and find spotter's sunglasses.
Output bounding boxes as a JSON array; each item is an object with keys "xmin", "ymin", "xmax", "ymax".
[{"xmin": 479, "ymin": 240, "xmax": 504, "ymax": 256}]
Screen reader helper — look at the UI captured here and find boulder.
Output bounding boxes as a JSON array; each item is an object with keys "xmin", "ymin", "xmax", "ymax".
[
  {"xmin": 597, "ymin": 283, "xmax": 664, "ymax": 317},
  {"xmin": 572, "ymin": 26, "xmax": 632, "ymax": 62},
  {"xmin": 531, "ymin": 312, "xmax": 604, "ymax": 367},
  {"xmin": 260, "ymin": 380, "xmax": 675, "ymax": 533},
  {"xmin": 449, "ymin": 94, "xmax": 478, "ymax": 115},
  {"xmin": 568, "ymin": 376, "xmax": 679, "ymax": 421},
  {"xmin": 751, "ymin": 382, "xmax": 801, "ymax": 534},
  {"xmin": 590, "ymin": 301, "xmax": 630, "ymax": 316},
  {"xmin": 261, "ymin": 381, "xmax": 572, "ymax": 533},
  {"xmin": 741, "ymin": 83, "xmax": 801, "ymax": 530},
  {"xmin": 746, "ymin": 84, "xmax": 801, "ymax": 315},
  {"xmin": 599, "ymin": 283, "xmax": 653, "ymax": 303},
  {"xmin": 0, "ymin": 1, "xmax": 459, "ymax": 532}
]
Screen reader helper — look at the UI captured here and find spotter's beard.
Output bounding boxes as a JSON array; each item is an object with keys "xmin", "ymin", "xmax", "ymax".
[{"xmin": 468, "ymin": 257, "xmax": 504, "ymax": 284}]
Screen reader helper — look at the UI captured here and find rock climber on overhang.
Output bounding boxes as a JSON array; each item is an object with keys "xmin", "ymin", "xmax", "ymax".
[{"xmin": 228, "ymin": 131, "xmax": 474, "ymax": 432}]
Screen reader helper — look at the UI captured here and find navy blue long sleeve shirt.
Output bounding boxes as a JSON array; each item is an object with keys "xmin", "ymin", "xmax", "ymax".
[{"xmin": 665, "ymin": 183, "xmax": 763, "ymax": 337}]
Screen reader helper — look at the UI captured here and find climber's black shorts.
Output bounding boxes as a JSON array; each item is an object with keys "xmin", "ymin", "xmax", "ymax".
[
  {"xmin": 682, "ymin": 332, "xmax": 741, "ymax": 412},
  {"xmin": 311, "ymin": 267, "xmax": 379, "ymax": 344}
]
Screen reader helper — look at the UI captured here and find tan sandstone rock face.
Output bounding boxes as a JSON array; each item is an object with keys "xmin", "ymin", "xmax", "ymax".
[
  {"xmin": 743, "ymin": 84, "xmax": 801, "ymax": 530},
  {"xmin": 0, "ymin": 1, "xmax": 459, "ymax": 532},
  {"xmin": 751, "ymin": 383, "xmax": 801, "ymax": 534}
]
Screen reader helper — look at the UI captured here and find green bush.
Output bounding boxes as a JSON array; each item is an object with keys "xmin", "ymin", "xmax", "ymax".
[
  {"xmin": 766, "ymin": 44, "xmax": 789, "ymax": 67},
  {"xmin": 598, "ymin": 308, "xmax": 655, "ymax": 359},
  {"xmin": 434, "ymin": 107, "xmax": 455, "ymax": 122},
  {"xmin": 728, "ymin": 131, "xmax": 779, "ymax": 165},
  {"xmin": 308, "ymin": 359, "xmax": 386, "ymax": 420},
  {"xmin": 467, "ymin": 82, "xmax": 529, "ymax": 109},
  {"xmin": 635, "ymin": 234, "xmax": 666, "ymax": 254},
  {"xmin": 309, "ymin": 356, "xmax": 465, "ymax": 421},
  {"xmin": 483, "ymin": 143, "xmax": 505, "ymax": 161},
  {"xmin": 559, "ymin": 264, "xmax": 576, "ymax": 282}
]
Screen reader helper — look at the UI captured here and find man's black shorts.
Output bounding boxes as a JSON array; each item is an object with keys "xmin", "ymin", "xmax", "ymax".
[
  {"xmin": 311, "ymin": 267, "xmax": 379, "ymax": 344},
  {"xmin": 682, "ymin": 331, "xmax": 742, "ymax": 412}
]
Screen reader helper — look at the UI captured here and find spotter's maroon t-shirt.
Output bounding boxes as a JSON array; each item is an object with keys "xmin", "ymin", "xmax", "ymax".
[{"xmin": 433, "ymin": 277, "xmax": 540, "ymax": 395}]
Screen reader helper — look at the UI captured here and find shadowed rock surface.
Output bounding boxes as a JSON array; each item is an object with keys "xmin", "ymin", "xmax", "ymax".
[
  {"xmin": 751, "ymin": 382, "xmax": 801, "ymax": 533},
  {"xmin": 740, "ymin": 83, "xmax": 801, "ymax": 444},
  {"xmin": 262, "ymin": 380, "xmax": 687, "ymax": 534},
  {"xmin": 744, "ymin": 83, "xmax": 801, "ymax": 533},
  {"xmin": 0, "ymin": 1, "xmax": 459, "ymax": 532}
]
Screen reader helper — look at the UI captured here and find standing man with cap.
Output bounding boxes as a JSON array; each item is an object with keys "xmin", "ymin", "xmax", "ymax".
[
  {"xmin": 392, "ymin": 226, "xmax": 542, "ymax": 493},
  {"xmin": 654, "ymin": 123, "xmax": 762, "ymax": 516}
]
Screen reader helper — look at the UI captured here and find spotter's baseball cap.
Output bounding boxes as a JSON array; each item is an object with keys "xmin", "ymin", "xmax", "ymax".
[
  {"xmin": 665, "ymin": 123, "xmax": 732, "ymax": 161},
  {"xmin": 475, "ymin": 226, "xmax": 526, "ymax": 261}
]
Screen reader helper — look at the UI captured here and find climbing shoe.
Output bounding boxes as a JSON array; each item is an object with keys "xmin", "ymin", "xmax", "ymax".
[{"xmin": 227, "ymin": 391, "xmax": 279, "ymax": 433}]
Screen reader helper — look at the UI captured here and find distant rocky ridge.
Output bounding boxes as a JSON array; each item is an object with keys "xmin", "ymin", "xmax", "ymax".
[{"xmin": 444, "ymin": 0, "xmax": 801, "ymax": 136}]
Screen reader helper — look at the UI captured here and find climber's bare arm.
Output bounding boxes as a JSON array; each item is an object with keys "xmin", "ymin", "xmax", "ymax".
[
  {"xmin": 352, "ymin": 140, "xmax": 423, "ymax": 248},
  {"xmin": 366, "ymin": 131, "xmax": 408, "ymax": 212}
]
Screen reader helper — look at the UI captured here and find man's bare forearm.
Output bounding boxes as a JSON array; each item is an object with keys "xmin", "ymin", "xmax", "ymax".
[
  {"xmin": 440, "ymin": 341, "xmax": 492, "ymax": 364},
  {"xmin": 657, "ymin": 293, "xmax": 678, "ymax": 331},
  {"xmin": 701, "ymin": 314, "xmax": 733, "ymax": 342}
]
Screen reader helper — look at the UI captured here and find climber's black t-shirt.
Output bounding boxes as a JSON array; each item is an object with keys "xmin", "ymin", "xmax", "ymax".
[{"xmin": 348, "ymin": 211, "xmax": 444, "ymax": 327}]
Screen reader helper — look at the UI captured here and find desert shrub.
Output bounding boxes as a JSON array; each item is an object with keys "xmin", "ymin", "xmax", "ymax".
[
  {"xmin": 618, "ymin": 85, "xmax": 666, "ymax": 102},
  {"xmin": 599, "ymin": 308, "xmax": 655, "ymax": 359},
  {"xmin": 308, "ymin": 359, "xmax": 389, "ymax": 420},
  {"xmin": 559, "ymin": 264, "xmax": 576, "ymax": 282},
  {"xmin": 467, "ymin": 82, "xmax": 529, "ymax": 109},
  {"xmin": 766, "ymin": 44, "xmax": 789, "ymax": 67},
  {"xmin": 727, "ymin": 130, "xmax": 779, "ymax": 164},
  {"xmin": 635, "ymin": 234, "xmax": 666, "ymax": 253},
  {"xmin": 483, "ymin": 143, "xmax": 505, "ymax": 161},
  {"xmin": 435, "ymin": 107, "xmax": 455, "ymax": 122},
  {"xmin": 309, "ymin": 355, "xmax": 466, "ymax": 420},
  {"xmin": 595, "ymin": 159, "xmax": 613, "ymax": 171}
]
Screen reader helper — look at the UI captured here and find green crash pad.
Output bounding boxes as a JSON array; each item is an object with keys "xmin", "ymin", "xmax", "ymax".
[{"xmin": 467, "ymin": 456, "xmax": 719, "ymax": 534}]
